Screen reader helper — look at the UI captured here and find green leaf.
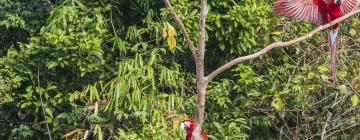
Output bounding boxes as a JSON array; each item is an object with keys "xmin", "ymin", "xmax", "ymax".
[
  {"xmin": 295, "ymin": 94, "xmax": 304, "ymax": 105},
  {"xmin": 94, "ymin": 125, "xmax": 103, "ymax": 140},
  {"xmin": 349, "ymin": 29, "xmax": 357, "ymax": 36},
  {"xmin": 318, "ymin": 65, "xmax": 329, "ymax": 72},
  {"xmin": 45, "ymin": 108, "xmax": 53, "ymax": 119},
  {"xmin": 355, "ymin": 84, "xmax": 360, "ymax": 92},
  {"xmin": 271, "ymin": 31, "xmax": 281, "ymax": 35},
  {"xmin": 307, "ymin": 72, "xmax": 316, "ymax": 79},
  {"xmin": 321, "ymin": 74, "xmax": 329, "ymax": 80},
  {"xmin": 338, "ymin": 85, "xmax": 348, "ymax": 94},
  {"xmin": 156, "ymin": 94, "xmax": 168, "ymax": 99},
  {"xmin": 46, "ymin": 61, "xmax": 59, "ymax": 69},
  {"xmin": 338, "ymin": 70, "xmax": 347, "ymax": 78},
  {"xmin": 351, "ymin": 94, "xmax": 360, "ymax": 106},
  {"xmin": 20, "ymin": 102, "xmax": 32, "ymax": 108},
  {"xmin": 215, "ymin": 20, "xmax": 221, "ymax": 28},
  {"xmin": 271, "ymin": 93, "xmax": 285, "ymax": 110}
]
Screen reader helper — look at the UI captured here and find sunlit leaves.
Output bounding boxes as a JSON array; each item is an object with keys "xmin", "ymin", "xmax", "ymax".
[
  {"xmin": 318, "ymin": 65, "xmax": 329, "ymax": 72},
  {"xmin": 162, "ymin": 24, "xmax": 177, "ymax": 50},
  {"xmin": 63, "ymin": 128, "xmax": 81, "ymax": 138},
  {"xmin": 271, "ymin": 92, "xmax": 285, "ymax": 110},
  {"xmin": 0, "ymin": 13, "xmax": 25, "ymax": 28},
  {"xmin": 307, "ymin": 72, "xmax": 316, "ymax": 79},
  {"xmin": 94, "ymin": 125, "xmax": 103, "ymax": 140},
  {"xmin": 351, "ymin": 94, "xmax": 360, "ymax": 106},
  {"xmin": 338, "ymin": 85, "xmax": 348, "ymax": 94},
  {"xmin": 9, "ymin": 125, "xmax": 33, "ymax": 139},
  {"xmin": 167, "ymin": 36, "xmax": 177, "ymax": 50}
]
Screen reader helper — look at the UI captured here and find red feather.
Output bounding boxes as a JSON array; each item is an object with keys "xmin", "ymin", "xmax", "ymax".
[
  {"xmin": 272, "ymin": 0, "xmax": 358, "ymax": 85},
  {"xmin": 272, "ymin": 0, "xmax": 358, "ymax": 26}
]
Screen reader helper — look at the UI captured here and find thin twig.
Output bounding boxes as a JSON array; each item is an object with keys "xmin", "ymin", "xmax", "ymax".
[
  {"xmin": 320, "ymin": 112, "xmax": 332, "ymax": 140},
  {"xmin": 323, "ymin": 124, "xmax": 360, "ymax": 139},
  {"xmin": 38, "ymin": 67, "xmax": 53, "ymax": 140},
  {"xmin": 274, "ymin": 125, "xmax": 292, "ymax": 140}
]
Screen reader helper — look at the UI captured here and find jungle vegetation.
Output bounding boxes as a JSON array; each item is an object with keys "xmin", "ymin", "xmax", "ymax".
[{"xmin": 0, "ymin": 0, "xmax": 360, "ymax": 139}]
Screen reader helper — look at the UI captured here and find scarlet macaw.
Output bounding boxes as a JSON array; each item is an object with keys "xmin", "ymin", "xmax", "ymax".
[
  {"xmin": 180, "ymin": 120, "xmax": 208, "ymax": 140},
  {"xmin": 272, "ymin": 0, "xmax": 358, "ymax": 85}
]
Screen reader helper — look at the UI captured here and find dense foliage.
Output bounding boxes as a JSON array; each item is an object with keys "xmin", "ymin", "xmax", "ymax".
[{"xmin": 1, "ymin": 0, "xmax": 360, "ymax": 139}]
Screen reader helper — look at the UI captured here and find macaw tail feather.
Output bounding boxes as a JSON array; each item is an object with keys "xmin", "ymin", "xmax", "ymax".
[{"xmin": 328, "ymin": 29, "xmax": 338, "ymax": 86}]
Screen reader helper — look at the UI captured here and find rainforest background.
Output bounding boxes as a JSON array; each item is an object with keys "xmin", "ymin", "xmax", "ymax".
[{"xmin": 1, "ymin": 0, "xmax": 360, "ymax": 139}]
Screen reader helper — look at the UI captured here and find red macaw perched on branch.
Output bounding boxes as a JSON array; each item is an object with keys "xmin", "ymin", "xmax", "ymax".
[
  {"xmin": 180, "ymin": 120, "xmax": 207, "ymax": 140},
  {"xmin": 272, "ymin": 0, "xmax": 358, "ymax": 85}
]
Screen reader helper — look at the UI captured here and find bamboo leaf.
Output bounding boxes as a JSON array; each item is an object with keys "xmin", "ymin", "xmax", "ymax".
[{"xmin": 63, "ymin": 128, "xmax": 81, "ymax": 138}]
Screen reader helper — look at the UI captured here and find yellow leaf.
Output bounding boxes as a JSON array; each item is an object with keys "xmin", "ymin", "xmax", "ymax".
[
  {"xmin": 338, "ymin": 70, "xmax": 347, "ymax": 78},
  {"xmin": 167, "ymin": 25, "xmax": 176, "ymax": 37},
  {"xmin": 95, "ymin": 125, "xmax": 103, "ymax": 140},
  {"xmin": 172, "ymin": 119, "xmax": 179, "ymax": 133},
  {"xmin": 351, "ymin": 94, "xmax": 360, "ymax": 107},
  {"xmin": 307, "ymin": 72, "xmax": 316, "ymax": 79},
  {"xmin": 355, "ymin": 84, "xmax": 360, "ymax": 92},
  {"xmin": 349, "ymin": 29, "xmax": 357, "ymax": 36},
  {"xmin": 318, "ymin": 65, "xmax": 329, "ymax": 72},
  {"xmin": 271, "ymin": 31, "xmax": 282, "ymax": 35},
  {"xmin": 167, "ymin": 36, "xmax": 176, "ymax": 50},
  {"xmin": 63, "ymin": 128, "xmax": 81, "ymax": 138},
  {"xmin": 321, "ymin": 74, "xmax": 329, "ymax": 80}
]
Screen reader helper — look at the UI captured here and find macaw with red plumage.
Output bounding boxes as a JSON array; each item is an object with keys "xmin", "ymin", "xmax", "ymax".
[
  {"xmin": 180, "ymin": 120, "xmax": 207, "ymax": 140},
  {"xmin": 272, "ymin": 0, "xmax": 358, "ymax": 85}
]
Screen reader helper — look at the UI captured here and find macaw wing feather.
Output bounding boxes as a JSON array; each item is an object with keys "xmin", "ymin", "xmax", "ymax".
[
  {"xmin": 272, "ymin": 0, "xmax": 325, "ymax": 26},
  {"xmin": 341, "ymin": 0, "xmax": 359, "ymax": 15}
]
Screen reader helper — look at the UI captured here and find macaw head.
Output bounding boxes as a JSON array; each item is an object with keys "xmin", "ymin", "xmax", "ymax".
[
  {"xmin": 180, "ymin": 120, "xmax": 208, "ymax": 140},
  {"xmin": 335, "ymin": 0, "xmax": 342, "ymax": 5},
  {"xmin": 180, "ymin": 120, "xmax": 195, "ymax": 132}
]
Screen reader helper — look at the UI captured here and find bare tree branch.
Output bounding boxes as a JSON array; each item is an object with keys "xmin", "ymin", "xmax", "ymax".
[
  {"xmin": 163, "ymin": 0, "xmax": 198, "ymax": 56},
  {"xmin": 206, "ymin": 9, "xmax": 360, "ymax": 82}
]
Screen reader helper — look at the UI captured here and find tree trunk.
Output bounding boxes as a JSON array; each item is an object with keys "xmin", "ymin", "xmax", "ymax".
[{"xmin": 193, "ymin": 57, "xmax": 207, "ymax": 139}]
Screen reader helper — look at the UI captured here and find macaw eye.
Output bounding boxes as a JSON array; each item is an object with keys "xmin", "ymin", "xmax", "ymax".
[
  {"xmin": 335, "ymin": 0, "xmax": 342, "ymax": 5},
  {"xmin": 180, "ymin": 121, "xmax": 191, "ymax": 131}
]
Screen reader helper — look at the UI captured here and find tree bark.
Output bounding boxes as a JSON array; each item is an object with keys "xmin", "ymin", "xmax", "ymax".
[
  {"xmin": 193, "ymin": 60, "xmax": 207, "ymax": 139},
  {"xmin": 193, "ymin": 0, "xmax": 208, "ymax": 139}
]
